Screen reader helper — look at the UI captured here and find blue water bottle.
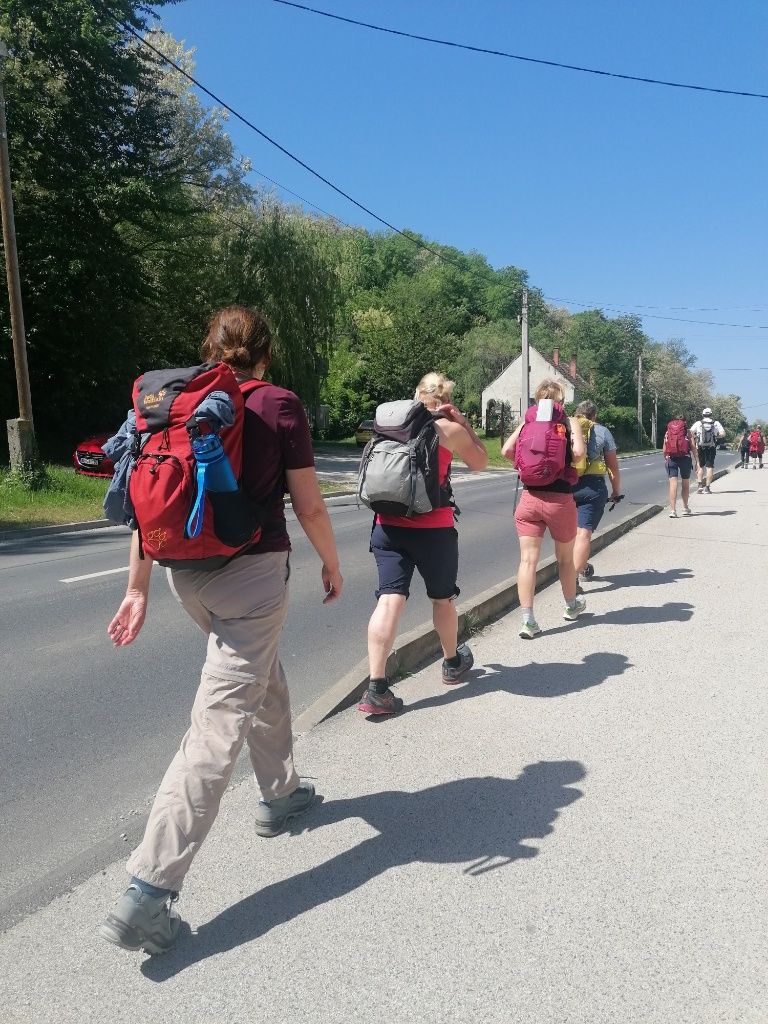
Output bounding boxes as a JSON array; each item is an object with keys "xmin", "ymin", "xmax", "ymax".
[{"xmin": 185, "ymin": 433, "xmax": 238, "ymax": 538}]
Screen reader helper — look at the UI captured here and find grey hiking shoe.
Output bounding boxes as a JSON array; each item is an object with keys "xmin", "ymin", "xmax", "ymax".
[
  {"xmin": 519, "ymin": 620, "xmax": 542, "ymax": 640},
  {"xmin": 563, "ymin": 595, "xmax": 587, "ymax": 621},
  {"xmin": 442, "ymin": 643, "xmax": 474, "ymax": 685},
  {"xmin": 99, "ymin": 885, "xmax": 181, "ymax": 954},
  {"xmin": 255, "ymin": 781, "xmax": 316, "ymax": 838}
]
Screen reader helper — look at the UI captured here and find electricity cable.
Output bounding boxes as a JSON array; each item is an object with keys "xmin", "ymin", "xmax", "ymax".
[
  {"xmin": 270, "ymin": 0, "xmax": 768, "ymax": 102},
  {"xmin": 544, "ymin": 296, "xmax": 768, "ymax": 329},
  {"xmin": 118, "ymin": 19, "xmax": 455, "ymax": 264},
  {"xmin": 111, "ymin": 15, "xmax": 768, "ymax": 334}
]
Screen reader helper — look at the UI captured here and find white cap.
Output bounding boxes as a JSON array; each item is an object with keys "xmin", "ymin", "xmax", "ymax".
[{"xmin": 702, "ymin": 407, "xmax": 712, "ymax": 416}]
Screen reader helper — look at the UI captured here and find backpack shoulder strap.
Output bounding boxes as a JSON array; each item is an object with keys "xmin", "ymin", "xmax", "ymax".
[{"xmin": 240, "ymin": 378, "xmax": 272, "ymax": 400}]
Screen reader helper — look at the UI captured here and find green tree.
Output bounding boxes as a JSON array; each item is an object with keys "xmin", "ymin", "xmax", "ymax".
[{"xmin": 0, "ymin": 1, "xmax": 187, "ymax": 453}]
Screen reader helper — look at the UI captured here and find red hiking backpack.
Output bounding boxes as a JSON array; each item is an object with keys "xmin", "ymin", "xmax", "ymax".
[
  {"xmin": 129, "ymin": 362, "xmax": 268, "ymax": 568},
  {"xmin": 515, "ymin": 401, "xmax": 577, "ymax": 488},
  {"xmin": 749, "ymin": 429, "xmax": 764, "ymax": 454},
  {"xmin": 664, "ymin": 419, "xmax": 690, "ymax": 457}
]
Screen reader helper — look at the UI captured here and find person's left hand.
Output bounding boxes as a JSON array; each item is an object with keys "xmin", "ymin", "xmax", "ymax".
[{"xmin": 435, "ymin": 403, "xmax": 469, "ymax": 428}]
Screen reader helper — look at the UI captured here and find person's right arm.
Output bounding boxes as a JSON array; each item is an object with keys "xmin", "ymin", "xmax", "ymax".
[
  {"xmin": 286, "ymin": 467, "xmax": 343, "ymax": 603},
  {"xmin": 688, "ymin": 430, "xmax": 700, "ymax": 469},
  {"xmin": 568, "ymin": 417, "xmax": 586, "ymax": 461},
  {"xmin": 434, "ymin": 406, "xmax": 488, "ymax": 471},
  {"xmin": 107, "ymin": 530, "xmax": 153, "ymax": 646},
  {"xmin": 501, "ymin": 423, "xmax": 523, "ymax": 461}
]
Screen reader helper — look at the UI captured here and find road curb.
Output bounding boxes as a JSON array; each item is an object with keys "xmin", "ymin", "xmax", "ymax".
[{"xmin": 292, "ymin": 500, "xmax": 664, "ymax": 737}]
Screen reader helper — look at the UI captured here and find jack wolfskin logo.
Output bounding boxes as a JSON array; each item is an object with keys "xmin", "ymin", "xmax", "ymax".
[
  {"xmin": 143, "ymin": 389, "xmax": 167, "ymax": 408},
  {"xmin": 147, "ymin": 528, "xmax": 168, "ymax": 550}
]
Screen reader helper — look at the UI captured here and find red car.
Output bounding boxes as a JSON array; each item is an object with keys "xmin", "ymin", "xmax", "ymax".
[{"xmin": 73, "ymin": 433, "xmax": 115, "ymax": 478}]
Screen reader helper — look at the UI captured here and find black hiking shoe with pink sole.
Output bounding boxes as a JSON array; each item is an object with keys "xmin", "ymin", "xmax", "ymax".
[
  {"xmin": 442, "ymin": 643, "xmax": 474, "ymax": 685},
  {"xmin": 358, "ymin": 687, "xmax": 404, "ymax": 716}
]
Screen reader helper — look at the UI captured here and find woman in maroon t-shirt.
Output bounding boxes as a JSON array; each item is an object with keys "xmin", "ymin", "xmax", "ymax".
[
  {"xmin": 358, "ymin": 372, "xmax": 488, "ymax": 717},
  {"xmin": 101, "ymin": 307, "xmax": 343, "ymax": 954}
]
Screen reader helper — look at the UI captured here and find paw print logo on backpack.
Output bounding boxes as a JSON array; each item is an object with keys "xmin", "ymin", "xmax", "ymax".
[{"xmin": 146, "ymin": 528, "xmax": 168, "ymax": 551}]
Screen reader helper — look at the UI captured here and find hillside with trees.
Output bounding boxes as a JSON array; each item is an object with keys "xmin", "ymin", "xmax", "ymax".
[{"xmin": 0, "ymin": 1, "xmax": 747, "ymax": 463}]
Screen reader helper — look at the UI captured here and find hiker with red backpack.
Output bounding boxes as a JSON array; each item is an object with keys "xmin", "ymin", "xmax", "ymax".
[
  {"xmin": 748, "ymin": 426, "xmax": 765, "ymax": 469},
  {"xmin": 100, "ymin": 306, "xmax": 343, "ymax": 954},
  {"xmin": 663, "ymin": 415, "xmax": 699, "ymax": 518},
  {"xmin": 502, "ymin": 379, "xmax": 586, "ymax": 639},
  {"xmin": 356, "ymin": 371, "xmax": 488, "ymax": 716}
]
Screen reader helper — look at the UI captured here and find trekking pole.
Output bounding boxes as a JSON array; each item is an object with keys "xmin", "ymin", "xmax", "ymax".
[{"xmin": 512, "ymin": 470, "xmax": 521, "ymax": 514}]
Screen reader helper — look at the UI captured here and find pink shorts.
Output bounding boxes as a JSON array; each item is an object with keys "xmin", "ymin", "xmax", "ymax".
[{"xmin": 515, "ymin": 489, "xmax": 577, "ymax": 543}]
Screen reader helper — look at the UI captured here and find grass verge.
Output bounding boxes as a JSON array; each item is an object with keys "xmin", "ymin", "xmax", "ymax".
[
  {"xmin": 0, "ymin": 465, "xmax": 351, "ymax": 532},
  {"xmin": 0, "ymin": 465, "xmax": 110, "ymax": 530}
]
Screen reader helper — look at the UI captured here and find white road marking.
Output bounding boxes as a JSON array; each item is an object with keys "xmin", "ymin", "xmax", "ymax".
[{"xmin": 60, "ymin": 566, "xmax": 129, "ymax": 584}]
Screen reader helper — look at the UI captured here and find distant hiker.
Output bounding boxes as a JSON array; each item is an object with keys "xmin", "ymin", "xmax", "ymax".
[
  {"xmin": 502, "ymin": 380, "xmax": 586, "ymax": 639},
  {"xmin": 663, "ymin": 415, "xmax": 699, "ymax": 518},
  {"xmin": 100, "ymin": 306, "xmax": 343, "ymax": 954},
  {"xmin": 691, "ymin": 407, "xmax": 725, "ymax": 493},
  {"xmin": 571, "ymin": 400, "xmax": 622, "ymax": 589},
  {"xmin": 357, "ymin": 372, "xmax": 488, "ymax": 716},
  {"xmin": 748, "ymin": 426, "xmax": 765, "ymax": 469},
  {"xmin": 737, "ymin": 429, "xmax": 751, "ymax": 468}
]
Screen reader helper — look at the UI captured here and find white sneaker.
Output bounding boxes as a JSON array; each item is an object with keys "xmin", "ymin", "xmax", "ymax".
[
  {"xmin": 669, "ymin": 510, "xmax": 678, "ymax": 518},
  {"xmin": 682, "ymin": 506, "xmax": 693, "ymax": 516},
  {"xmin": 563, "ymin": 596, "xmax": 587, "ymax": 621}
]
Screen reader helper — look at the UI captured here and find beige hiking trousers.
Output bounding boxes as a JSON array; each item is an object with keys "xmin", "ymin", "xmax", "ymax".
[{"xmin": 126, "ymin": 550, "xmax": 298, "ymax": 891}]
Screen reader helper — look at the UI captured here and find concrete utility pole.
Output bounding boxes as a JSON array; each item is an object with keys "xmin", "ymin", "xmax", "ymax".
[
  {"xmin": 0, "ymin": 41, "xmax": 38, "ymax": 471},
  {"xmin": 520, "ymin": 286, "xmax": 530, "ymax": 417},
  {"xmin": 636, "ymin": 352, "xmax": 644, "ymax": 445}
]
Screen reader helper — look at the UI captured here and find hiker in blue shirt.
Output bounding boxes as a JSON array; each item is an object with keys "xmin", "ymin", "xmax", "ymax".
[{"xmin": 571, "ymin": 401, "xmax": 622, "ymax": 588}]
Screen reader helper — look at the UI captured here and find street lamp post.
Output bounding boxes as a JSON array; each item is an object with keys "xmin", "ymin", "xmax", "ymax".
[{"xmin": 0, "ymin": 40, "xmax": 39, "ymax": 473}]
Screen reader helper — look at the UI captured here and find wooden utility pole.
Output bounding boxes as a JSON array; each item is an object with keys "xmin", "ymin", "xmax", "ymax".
[
  {"xmin": 0, "ymin": 41, "xmax": 38, "ymax": 471},
  {"xmin": 651, "ymin": 390, "xmax": 659, "ymax": 448},
  {"xmin": 637, "ymin": 353, "xmax": 644, "ymax": 445},
  {"xmin": 520, "ymin": 286, "xmax": 530, "ymax": 417}
]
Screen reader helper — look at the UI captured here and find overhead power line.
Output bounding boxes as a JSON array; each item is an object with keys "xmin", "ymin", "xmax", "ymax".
[
  {"xmin": 544, "ymin": 296, "xmax": 768, "ymax": 329},
  {"xmin": 270, "ymin": 0, "xmax": 768, "ymax": 101},
  {"xmin": 118, "ymin": 20, "xmax": 454, "ymax": 265}
]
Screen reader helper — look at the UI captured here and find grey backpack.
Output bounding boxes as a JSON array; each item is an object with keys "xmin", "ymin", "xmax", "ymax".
[
  {"xmin": 700, "ymin": 416, "xmax": 717, "ymax": 447},
  {"xmin": 357, "ymin": 400, "xmax": 452, "ymax": 517}
]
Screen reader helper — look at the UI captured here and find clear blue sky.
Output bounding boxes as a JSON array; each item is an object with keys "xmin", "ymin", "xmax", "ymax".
[{"xmin": 157, "ymin": 0, "xmax": 768, "ymax": 415}]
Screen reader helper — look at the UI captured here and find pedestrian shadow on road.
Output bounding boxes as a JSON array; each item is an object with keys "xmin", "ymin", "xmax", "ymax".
[
  {"xmin": 541, "ymin": 601, "xmax": 694, "ymax": 638},
  {"xmin": 688, "ymin": 510, "xmax": 738, "ymax": 516},
  {"xmin": 141, "ymin": 761, "xmax": 586, "ymax": 982},
  {"xmin": 402, "ymin": 653, "xmax": 631, "ymax": 711},
  {"xmin": 587, "ymin": 567, "xmax": 693, "ymax": 593}
]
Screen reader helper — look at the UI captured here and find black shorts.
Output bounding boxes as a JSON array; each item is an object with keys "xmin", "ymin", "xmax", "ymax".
[
  {"xmin": 370, "ymin": 523, "xmax": 459, "ymax": 600},
  {"xmin": 698, "ymin": 445, "xmax": 716, "ymax": 468}
]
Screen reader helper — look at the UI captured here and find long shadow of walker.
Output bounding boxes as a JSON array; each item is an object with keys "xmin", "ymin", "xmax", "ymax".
[
  {"xmin": 588, "ymin": 568, "xmax": 693, "ymax": 593},
  {"xmin": 142, "ymin": 761, "xmax": 585, "ymax": 982},
  {"xmin": 541, "ymin": 601, "xmax": 693, "ymax": 638},
  {"xmin": 404, "ymin": 652, "xmax": 632, "ymax": 712}
]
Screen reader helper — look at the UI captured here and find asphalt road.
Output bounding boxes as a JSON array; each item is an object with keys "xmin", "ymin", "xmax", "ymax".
[{"xmin": 0, "ymin": 451, "xmax": 735, "ymax": 927}]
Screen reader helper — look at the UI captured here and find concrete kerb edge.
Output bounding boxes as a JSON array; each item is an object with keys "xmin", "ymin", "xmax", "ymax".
[{"xmin": 292, "ymin": 500, "xmax": 664, "ymax": 737}]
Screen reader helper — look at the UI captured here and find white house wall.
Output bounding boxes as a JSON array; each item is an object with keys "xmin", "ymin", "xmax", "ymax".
[{"xmin": 481, "ymin": 348, "xmax": 577, "ymax": 428}]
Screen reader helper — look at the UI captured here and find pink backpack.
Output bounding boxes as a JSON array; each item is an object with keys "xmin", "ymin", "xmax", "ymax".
[{"xmin": 515, "ymin": 401, "xmax": 577, "ymax": 488}]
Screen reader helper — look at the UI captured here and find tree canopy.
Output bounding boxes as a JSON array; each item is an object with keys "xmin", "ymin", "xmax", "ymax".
[{"xmin": 0, "ymin": 3, "xmax": 745, "ymax": 458}]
